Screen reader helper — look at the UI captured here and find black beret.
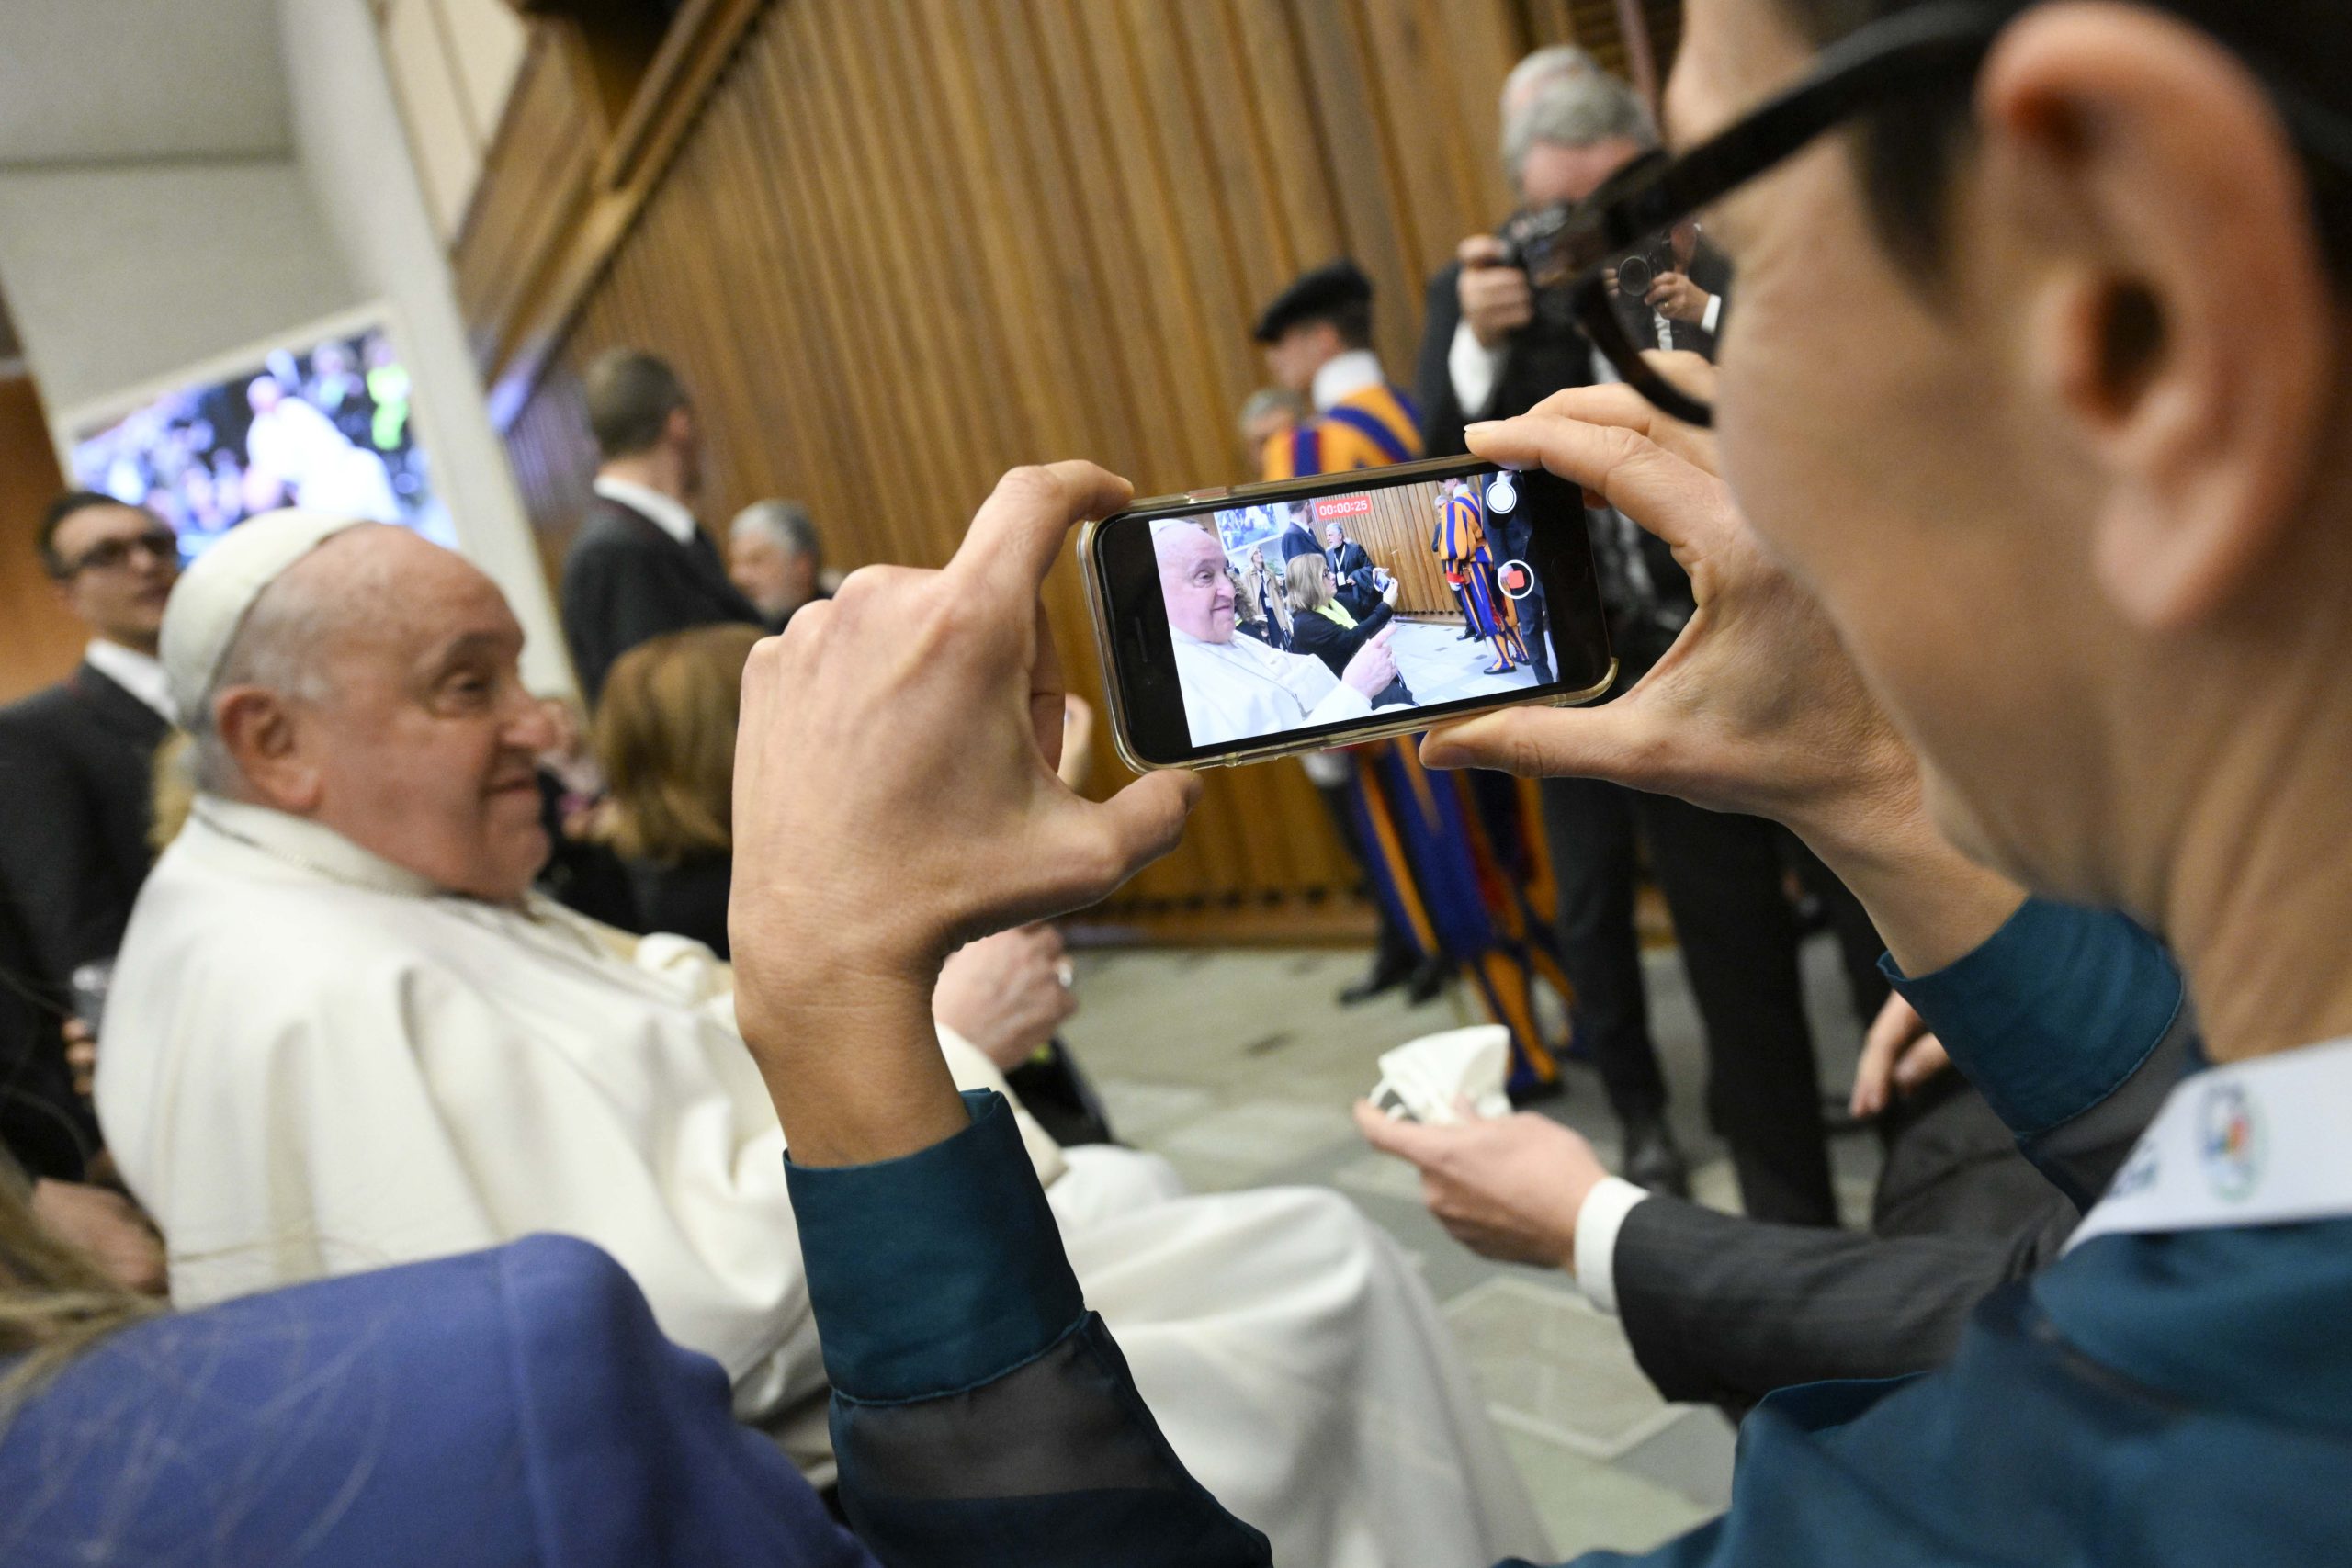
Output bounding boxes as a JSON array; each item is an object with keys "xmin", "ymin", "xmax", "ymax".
[{"xmin": 1252, "ymin": 260, "xmax": 1374, "ymax": 344}]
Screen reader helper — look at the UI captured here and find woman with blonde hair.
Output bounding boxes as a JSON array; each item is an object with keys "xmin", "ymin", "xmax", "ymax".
[{"xmin": 1284, "ymin": 551, "xmax": 1412, "ymax": 706}]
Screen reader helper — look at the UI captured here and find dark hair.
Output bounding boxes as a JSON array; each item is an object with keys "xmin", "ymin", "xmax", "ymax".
[
  {"xmin": 582, "ymin": 348, "xmax": 689, "ymax": 459},
  {"xmin": 1327, "ymin": 299, "xmax": 1374, "ymax": 350},
  {"xmin": 1777, "ymin": 0, "xmax": 2352, "ymax": 286},
  {"xmin": 38, "ymin": 492, "xmax": 144, "ymax": 578}
]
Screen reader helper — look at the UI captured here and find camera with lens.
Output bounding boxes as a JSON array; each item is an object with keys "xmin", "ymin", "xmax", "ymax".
[
  {"xmin": 1495, "ymin": 202, "xmax": 1582, "ymax": 327},
  {"xmin": 1497, "ymin": 203, "xmax": 1677, "ymax": 326},
  {"xmin": 1609, "ymin": 238, "xmax": 1678, "ymax": 309}
]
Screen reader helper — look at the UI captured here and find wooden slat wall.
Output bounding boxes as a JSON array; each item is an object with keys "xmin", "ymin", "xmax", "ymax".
[
  {"xmin": 0, "ymin": 376, "xmax": 82, "ymax": 705},
  {"xmin": 1521, "ymin": 0, "xmax": 1682, "ymax": 85},
  {"xmin": 1353, "ymin": 477, "xmax": 1464, "ymax": 618},
  {"xmin": 480, "ymin": 0, "xmax": 1667, "ymax": 937}
]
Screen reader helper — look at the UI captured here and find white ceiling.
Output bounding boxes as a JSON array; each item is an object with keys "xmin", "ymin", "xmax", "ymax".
[{"xmin": 0, "ymin": 0, "xmax": 292, "ymax": 166}]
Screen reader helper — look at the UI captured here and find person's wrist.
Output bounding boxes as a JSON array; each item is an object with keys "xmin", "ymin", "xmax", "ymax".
[
  {"xmin": 1785, "ymin": 763, "xmax": 2027, "ymax": 977},
  {"xmin": 738, "ymin": 969, "xmax": 969, "ymax": 1168}
]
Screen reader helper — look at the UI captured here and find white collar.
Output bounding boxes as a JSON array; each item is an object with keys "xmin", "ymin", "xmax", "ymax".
[
  {"xmin": 593, "ymin": 474, "xmax": 700, "ymax": 547},
  {"xmin": 185, "ymin": 795, "xmax": 652, "ymax": 980},
  {"xmin": 1311, "ymin": 350, "xmax": 1385, "ymax": 412},
  {"xmin": 84, "ymin": 639, "xmax": 176, "ymax": 723},
  {"xmin": 1170, "ymin": 626, "xmax": 1290, "ymax": 675},
  {"xmin": 2067, "ymin": 1035, "xmax": 2352, "ymax": 1252},
  {"xmin": 186, "ymin": 794, "xmax": 446, "ymax": 899}
]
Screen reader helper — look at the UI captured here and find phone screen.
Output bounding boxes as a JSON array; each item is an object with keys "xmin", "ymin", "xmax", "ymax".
[{"xmin": 1092, "ymin": 460, "xmax": 1612, "ymax": 767}]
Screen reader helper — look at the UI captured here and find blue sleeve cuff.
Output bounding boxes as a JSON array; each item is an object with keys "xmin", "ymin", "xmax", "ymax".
[
  {"xmin": 786, "ymin": 1090, "xmax": 1085, "ymax": 1404},
  {"xmin": 1881, "ymin": 898, "xmax": 2183, "ymax": 1135}
]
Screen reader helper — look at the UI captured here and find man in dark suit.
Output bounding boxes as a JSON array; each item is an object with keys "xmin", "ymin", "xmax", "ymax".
[
  {"xmin": 1320, "ymin": 521, "xmax": 1372, "ymax": 581},
  {"xmin": 1365, "ymin": 904, "xmax": 2189, "ymax": 1418},
  {"xmin": 0, "ymin": 493, "xmax": 181, "ymax": 1005},
  {"xmin": 1411, "ymin": 49, "xmax": 1872, "ymax": 1225},
  {"xmin": 559, "ymin": 350, "xmax": 759, "ymax": 704}
]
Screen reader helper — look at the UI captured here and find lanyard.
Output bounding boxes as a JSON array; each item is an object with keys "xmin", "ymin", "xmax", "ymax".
[{"xmin": 2065, "ymin": 1035, "xmax": 2352, "ymax": 1253}]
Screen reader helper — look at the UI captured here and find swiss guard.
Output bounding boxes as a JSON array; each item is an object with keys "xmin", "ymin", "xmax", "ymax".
[{"xmin": 1252, "ymin": 261, "xmax": 1569, "ymax": 1095}]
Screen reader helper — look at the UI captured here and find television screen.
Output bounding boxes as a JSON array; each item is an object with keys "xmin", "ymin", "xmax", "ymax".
[{"xmin": 60, "ymin": 311, "xmax": 457, "ymax": 559}]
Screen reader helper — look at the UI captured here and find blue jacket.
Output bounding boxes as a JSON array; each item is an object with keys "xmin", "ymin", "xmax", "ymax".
[{"xmin": 0, "ymin": 1235, "xmax": 872, "ymax": 1567}]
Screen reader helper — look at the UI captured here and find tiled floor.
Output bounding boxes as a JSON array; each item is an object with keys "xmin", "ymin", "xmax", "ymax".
[
  {"xmin": 1386, "ymin": 616, "xmax": 1545, "ymax": 709},
  {"xmin": 1060, "ymin": 932, "xmax": 1883, "ymax": 1560}
]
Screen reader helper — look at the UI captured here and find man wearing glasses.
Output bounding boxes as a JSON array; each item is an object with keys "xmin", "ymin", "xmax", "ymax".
[
  {"xmin": 0, "ymin": 493, "xmax": 181, "ymax": 1002},
  {"xmin": 1417, "ymin": 45, "xmax": 1868, "ymax": 1227},
  {"xmin": 710, "ymin": 0, "xmax": 2352, "ymax": 1562}
]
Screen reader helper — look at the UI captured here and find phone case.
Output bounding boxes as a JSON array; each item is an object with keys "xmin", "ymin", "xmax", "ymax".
[{"xmin": 1080, "ymin": 457, "xmax": 1618, "ymax": 773}]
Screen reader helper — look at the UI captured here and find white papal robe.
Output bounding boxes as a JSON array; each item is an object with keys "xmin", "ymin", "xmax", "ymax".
[
  {"xmin": 1172, "ymin": 626, "xmax": 1391, "ymax": 748},
  {"xmin": 100, "ymin": 797, "xmax": 1547, "ymax": 1568}
]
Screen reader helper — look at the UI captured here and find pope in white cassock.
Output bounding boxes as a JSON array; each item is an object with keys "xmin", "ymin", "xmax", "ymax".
[
  {"xmin": 1158, "ymin": 521, "xmax": 1408, "ymax": 748},
  {"xmin": 98, "ymin": 512, "xmax": 1545, "ymax": 1568}
]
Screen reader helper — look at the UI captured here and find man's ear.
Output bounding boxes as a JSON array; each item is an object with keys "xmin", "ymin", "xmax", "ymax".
[
  {"xmin": 664, "ymin": 404, "xmax": 696, "ymax": 450},
  {"xmin": 1984, "ymin": 3, "xmax": 2333, "ymax": 633},
  {"xmin": 211, "ymin": 686, "xmax": 322, "ymax": 812}
]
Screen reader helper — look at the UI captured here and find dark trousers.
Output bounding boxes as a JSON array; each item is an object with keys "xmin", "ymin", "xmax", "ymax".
[
  {"xmin": 1539, "ymin": 774, "xmax": 1837, "ymax": 1225},
  {"xmin": 1788, "ymin": 833, "xmax": 1893, "ymax": 1031},
  {"xmin": 1317, "ymin": 777, "xmax": 1419, "ymax": 971}
]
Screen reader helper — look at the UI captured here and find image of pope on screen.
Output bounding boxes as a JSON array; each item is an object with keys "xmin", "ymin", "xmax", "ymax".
[{"xmin": 1154, "ymin": 474, "xmax": 1551, "ymax": 750}]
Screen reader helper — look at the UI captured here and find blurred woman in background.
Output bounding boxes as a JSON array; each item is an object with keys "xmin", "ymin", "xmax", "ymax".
[
  {"xmin": 594, "ymin": 623, "xmax": 765, "ymax": 956},
  {"xmin": 1284, "ymin": 553, "xmax": 1410, "ymax": 706}
]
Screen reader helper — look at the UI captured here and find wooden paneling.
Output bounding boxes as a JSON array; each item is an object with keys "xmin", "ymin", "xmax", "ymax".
[
  {"xmin": 0, "ymin": 376, "xmax": 85, "ymax": 704},
  {"xmin": 1353, "ymin": 476, "xmax": 1466, "ymax": 618},
  {"xmin": 469, "ymin": 0, "xmax": 1668, "ymax": 936},
  {"xmin": 1522, "ymin": 0, "xmax": 1683, "ymax": 91}
]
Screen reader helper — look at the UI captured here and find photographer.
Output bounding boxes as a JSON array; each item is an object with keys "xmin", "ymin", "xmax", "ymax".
[{"xmin": 1413, "ymin": 51, "xmax": 1861, "ymax": 1224}]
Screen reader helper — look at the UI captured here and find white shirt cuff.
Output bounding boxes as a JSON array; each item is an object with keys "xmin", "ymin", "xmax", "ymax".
[
  {"xmin": 1571, "ymin": 1176, "xmax": 1650, "ymax": 1316},
  {"xmin": 1700, "ymin": 292, "xmax": 1723, "ymax": 336},
  {"xmin": 1448, "ymin": 320, "xmax": 1507, "ymax": 420}
]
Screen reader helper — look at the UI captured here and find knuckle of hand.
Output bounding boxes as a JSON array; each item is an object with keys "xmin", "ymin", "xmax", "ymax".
[{"xmin": 997, "ymin": 465, "xmax": 1061, "ymax": 511}]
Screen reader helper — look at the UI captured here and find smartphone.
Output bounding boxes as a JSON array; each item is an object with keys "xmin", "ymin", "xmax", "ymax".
[{"xmin": 1082, "ymin": 456, "xmax": 1614, "ymax": 771}]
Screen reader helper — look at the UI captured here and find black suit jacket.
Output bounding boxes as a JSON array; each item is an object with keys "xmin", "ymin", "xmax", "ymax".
[
  {"xmin": 0, "ymin": 662, "xmax": 173, "ymax": 996},
  {"xmin": 0, "ymin": 884, "xmax": 100, "ymax": 1182},
  {"xmin": 1325, "ymin": 542, "xmax": 1372, "ymax": 581},
  {"xmin": 560, "ymin": 495, "xmax": 760, "ymax": 704},
  {"xmin": 1287, "ymin": 602, "xmax": 1411, "ymax": 706},
  {"xmin": 1611, "ymin": 1005, "xmax": 2196, "ymax": 1413}
]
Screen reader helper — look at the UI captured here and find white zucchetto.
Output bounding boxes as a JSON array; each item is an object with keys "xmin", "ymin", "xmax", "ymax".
[{"xmin": 159, "ymin": 510, "xmax": 375, "ymax": 718}]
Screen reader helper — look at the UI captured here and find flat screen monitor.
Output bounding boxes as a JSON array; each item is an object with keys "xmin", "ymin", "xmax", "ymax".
[{"xmin": 53, "ymin": 307, "xmax": 457, "ymax": 560}]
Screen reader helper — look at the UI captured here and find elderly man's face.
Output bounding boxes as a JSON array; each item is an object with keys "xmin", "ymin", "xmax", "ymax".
[
  {"xmin": 1157, "ymin": 527, "xmax": 1238, "ymax": 643},
  {"xmin": 269, "ymin": 530, "xmax": 556, "ymax": 900},
  {"xmin": 729, "ymin": 531, "xmax": 811, "ymax": 621},
  {"xmin": 1323, "ymin": 524, "xmax": 1343, "ymax": 548},
  {"xmin": 1519, "ymin": 135, "xmax": 1648, "ymax": 209},
  {"xmin": 1240, "ymin": 405, "xmax": 1297, "ymax": 471}
]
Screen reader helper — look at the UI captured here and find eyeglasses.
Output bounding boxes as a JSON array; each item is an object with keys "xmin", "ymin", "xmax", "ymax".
[
  {"xmin": 1566, "ymin": 0, "xmax": 2352, "ymax": 426},
  {"xmin": 59, "ymin": 529, "xmax": 181, "ymax": 578}
]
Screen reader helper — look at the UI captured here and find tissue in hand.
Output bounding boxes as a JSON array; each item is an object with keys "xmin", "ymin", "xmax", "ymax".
[{"xmin": 1367, "ymin": 1025, "xmax": 1513, "ymax": 1125}]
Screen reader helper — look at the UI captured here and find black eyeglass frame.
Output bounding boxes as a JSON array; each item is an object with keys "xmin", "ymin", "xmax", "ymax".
[
  {"xmin": 55, "ymin": 529, "xmax": 182, "ymax": 580},
  {"xmin": 1568, "ymin": 0, "xmax": 2352, "ymax": 427}
]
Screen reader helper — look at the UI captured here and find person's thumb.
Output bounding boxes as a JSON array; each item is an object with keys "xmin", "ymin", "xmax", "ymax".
[
  {"xmin": 1353, "ymin": 1100, "xmax": 1444, "ymax": 1166},
  {"xmin": 1420, "ymin": 701, "xmax": 1657, "ymax": 784},
  {"xmin": 1064, "ymin": 770, "xmax": 1200, "ymax": 901}
]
